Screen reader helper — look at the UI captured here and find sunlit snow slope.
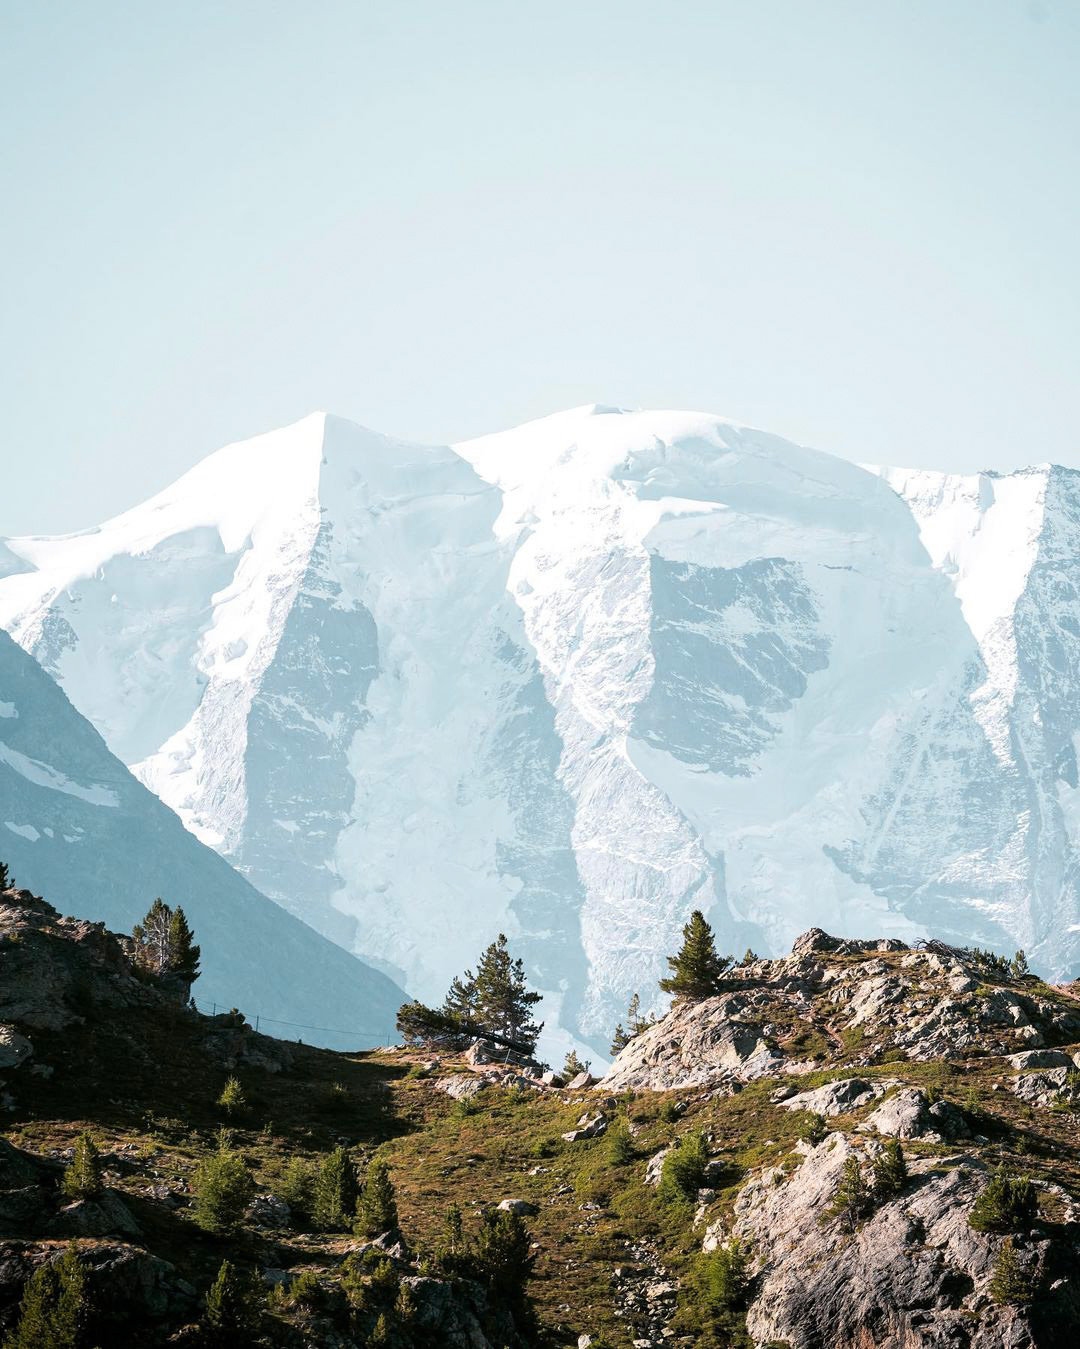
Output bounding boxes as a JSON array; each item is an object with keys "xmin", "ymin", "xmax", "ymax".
[{"xmin": 2, "ymin": 408, "xmax": 1078, "ymax": 1052}]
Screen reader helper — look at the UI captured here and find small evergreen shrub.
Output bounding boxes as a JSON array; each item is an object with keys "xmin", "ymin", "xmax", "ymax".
[
  {"xmin": 355, "ymin": 1157, "xmax": 398, "ymax": 1237},
  {"xmin": 472, "ymin": 1208, "xmax": 536, "ymax": 1315},
  {"xmin": 687, "ymin": 1238, "xmax": 754, "ymax": 1346},
  {"xmin": 658, "ymin": 1130, "xmax": 709, "ymax": 1205},
  {"xmin": 203, "ymin": 1259, "xmax": 262, "ymax": 1346},
  {"xmin": 284, "ymin": 1269, "xmax": 322, "ymax": 1311},
  {"xmin": 871, "ymin": 1140, "xmax": 908, "ymax": 1202},
  {"xmin": 605, "ymin": 1118, "xmax": 634, "ymax": 1166},
  {"xmin": 968, "ymin": 1169, "xmax": 1038, "ymax": 1234},
  {"xmin": 311, "ymin": 1146, "xmax": 359, "ymax": 1232},
  {"xmin": 3, "ymin": 1244, "xmax": 86, "ymax": 1349},
  {"xmin": 828, "ymin": 1156, "xmax": 870, "ymax": 1233},
  {"xmin": 562, "ymin": 1049, "xmax": 590, "ymax": 1078},
  {"xmin": 61, "ymin": 1133, "xmax": 103, "ymax": 1201},
  {"xmin": 799, "ymin": 1111, "xmax": 828, "ymax": 1147},
  {"xmin": 989, "ymin": 1236, "xmax": 1037, "ymax": 1305},
  {"xmin": 275, "ymin": 1156, "xmax": 316, "ymax": 1224}
]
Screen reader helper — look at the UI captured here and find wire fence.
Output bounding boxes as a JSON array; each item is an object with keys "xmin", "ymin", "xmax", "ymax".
[{"xmin": 192, "ymin": 998, "xmax": 395, "ymax": 1049}]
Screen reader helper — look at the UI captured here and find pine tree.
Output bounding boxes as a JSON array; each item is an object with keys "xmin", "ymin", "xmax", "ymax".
[
  {"xmin": 695, "ymin": 1238, "xmax": 753, "ymax": 1343},
  {"xmin": 131, "ymin": 898, "xmax": 200, "ymax": 989},
  {"xmin": 562, "ymin": 1049, "xmax": 590, "ymax": 1079},
  {"xmin": 167, "ymin": 906, "xmax": 201, "ymax": 985},
  {"xmin": 472, "ymin": 1208, "xmax": 536, "ymax": 1312},
  {"xmin": 355, "ymin": 1157, "xmax": 398, "ymax": 1237},
  {"xmin": 658, "ymin": 910, "xmax": 731, "ymax": 1001},
  {"xmin": 611, "ymin": 992, "xmax": 652, "ymax": 1055},
  {"xmin": 4, "ymin": 1244, "xmax": 86, "ymax": 1349},
  {"xmin": 132, "ymin": 898, "xmax": 173, "ymax": 974},
  {"xmin": 1011, "ymin": 949, "xmax": 1030, "ymax": 977},
  {"xmin": 442, "ymin": 970, "xmax": 478, "ymax": 1020},
  {"xmin": 989, "ymin": 1236, "xmax": 1037, "ymax": 1305},
  {"xmin": 871, "ymin": 1140, "xmax": 908, "ymax": 1202},
  {"xmin": 62, "ymin": 1133, "xmax": 103, "ymax": 1201},
  {"xmin": 470, "ymin": 934, "xmax": 543, "ymax": 1051},
  {"xmin": 829, "ymin": 1156, "xmax": 869, "ymax": 1233},
  {"xmin": 799, "ymin": 1111, "xmax": 828, "ymax": 1147},
  {"xmin": 311, "ymin": 1146, "xmax": 359, "ymax": 1232},
  {"xmin": 192, "ymin": 1141, "xmax": 255, "ymax": 1236},
  {"xmin": 658, "ymin": 1130, "xmax": 709, "ymax": 1205},
  {"xmin": 436, "ymin": 1203, "xmax": 466, "ymax": 1271},
  {"xmin": 275, "ymin": 1156, "xmax": 316, "ymax": 1224},
  {"xmin": 203, "ymin": 1259, "xmax": 262, "ymax": 1346},
  {"xmin": 0, "ymin": 859, "xmax": 11, "ymax": 890}
]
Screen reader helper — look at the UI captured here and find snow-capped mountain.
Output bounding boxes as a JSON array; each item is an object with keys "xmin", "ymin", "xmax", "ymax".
[
  {"xmin": 2, "ymin": 406, "xmax": 1078, "ymax": 1053},
  {"xmin": 0, "ymin": 627, "xmax": 406, "ymax": 1046}
]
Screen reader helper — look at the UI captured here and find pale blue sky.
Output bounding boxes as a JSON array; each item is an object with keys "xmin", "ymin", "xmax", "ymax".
[{"xmin": 3, "ymin": 0, "xmax": 1079, "ymax": 533}]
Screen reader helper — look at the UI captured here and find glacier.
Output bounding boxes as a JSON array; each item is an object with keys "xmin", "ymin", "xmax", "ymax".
[{"xmin": 2, "ymin": 405, "xmax": 1079, "ymax": 1055}]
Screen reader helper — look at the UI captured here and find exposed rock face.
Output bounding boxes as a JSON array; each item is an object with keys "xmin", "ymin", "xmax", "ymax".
[
  {"xmin": 601, "ymin": 930, "xmax": 1080, "ymax": 1092},
  {"xmin": 600, "ymin": 991, "xmax": 784, "ymax": 1092},
  {"xmin": 705, "ymin": 1136, "xmax": 1078, "ymax": 1348},
  {"xmin": 402, "ymin": 1274, "xmax": 521, "ymax": 1348}
]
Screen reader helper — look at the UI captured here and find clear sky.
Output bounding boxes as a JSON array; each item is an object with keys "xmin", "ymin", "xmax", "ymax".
[{"xmin": 3, "ymin": 0, "xmax": 1079, "ymax": 534}]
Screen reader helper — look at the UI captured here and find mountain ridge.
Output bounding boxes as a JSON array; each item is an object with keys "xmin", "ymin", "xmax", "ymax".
[{"xmin": 3, "ymin": 407, "xmax": 1080, "ymax": 1056}]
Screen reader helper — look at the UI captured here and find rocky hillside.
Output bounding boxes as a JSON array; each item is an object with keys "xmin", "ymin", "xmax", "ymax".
[{"xmin": 2, "ymin": 884, "xmax": 1080, "ymax": 1347}]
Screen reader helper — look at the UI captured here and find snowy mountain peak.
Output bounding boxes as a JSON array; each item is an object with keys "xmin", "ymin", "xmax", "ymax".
[{"xmin": 3, "ymin": 408, "xmax": 1080, "ymax": 1056}]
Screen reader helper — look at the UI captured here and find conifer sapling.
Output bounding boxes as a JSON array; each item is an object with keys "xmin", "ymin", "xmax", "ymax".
[{"xmin": 62, "ymin": 1132, "xmax": 103, "ymax": 1201}]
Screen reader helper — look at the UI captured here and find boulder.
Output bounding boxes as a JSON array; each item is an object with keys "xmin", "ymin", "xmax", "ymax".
[
  {"xmin": 49, "ymin": 1191, "xmax": 141, "ymax": 1238},
  {"xmin": 497, "ymin": 1198, "xmax": 539, "ymax": 1216},
  {"xmin": 779, "ymin": 1078, "xmax": 890, "ymax": 1118},
  {"xmin": 644, "ymin": 1147, "xmax": 672, "ymax": 1186},
  {"xmin": 565, "ymin": 1070, "xmax": 596, "ymax": 1090},
  {"xmin": 437, "ymin": 1073, "xmax": 490, "ymax": 1100},
  {"xmin": 465, "ymin": 1041, "xmax": 496, "ymax": 1067},
  {"xmin": 861, "ymin": 1088, "xmax": 967, "ymax": 1141},
  {"xmin": 1012, "ymin": 1067, "xmax": 1077, "ymax": 1105},
  {"xmin": 247, "ymin": 1192, "xmax": 291, "ymax": 1228},
  {"xmin": 0, "ymin": 1025, "xmax": 32, "ymax": 1070},
  {"xmin": 1006, "ymin": 1049, "xmax": 1075, "ymax": 1071},
  {"xmin": 562, "ymin": 1113, "xmax": 607, "ymax": 1143}
]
